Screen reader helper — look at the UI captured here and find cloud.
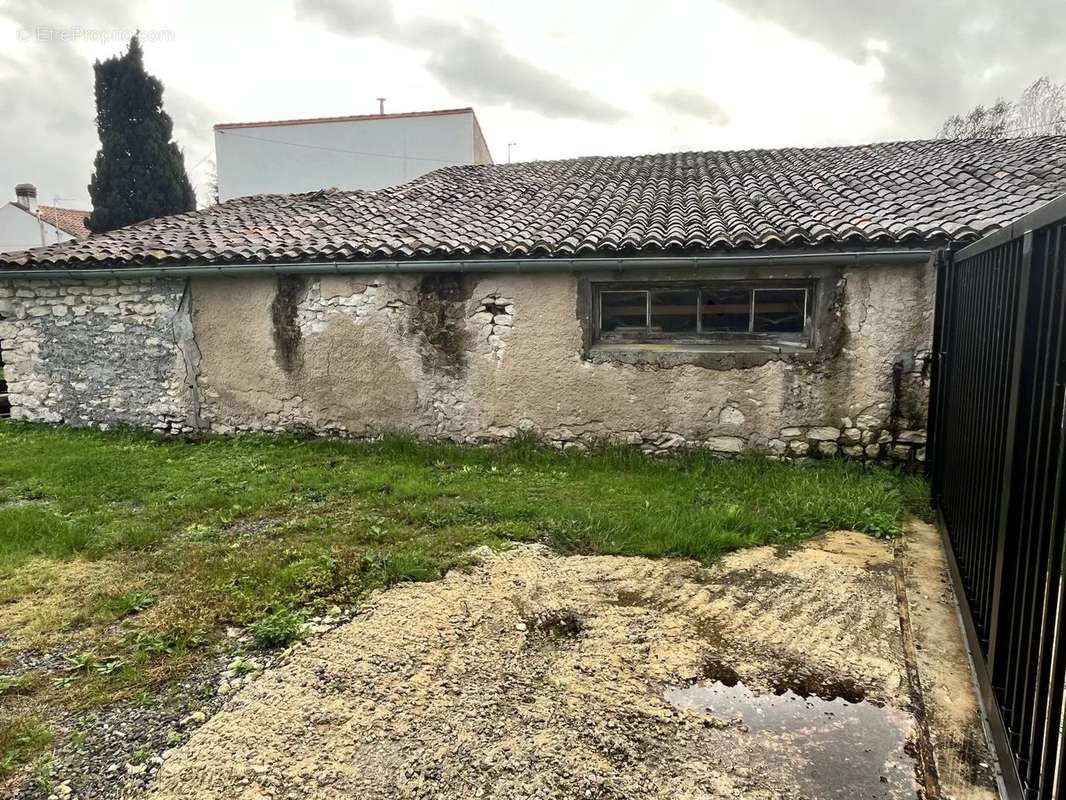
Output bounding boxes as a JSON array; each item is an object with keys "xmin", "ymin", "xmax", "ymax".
[
  {"xmin": 295, "ymin": 0, "xmax": 625, "ymax": 123},
  {"xmin": 715, "ymin": 0, "xmax": 1066, "ymax": 137},
  {"xmin": 0, "ymin": 1, "xmax": 221, "ymax": 208},
  {"xmin": 0, "ymin": 35, "xmax": 98, "ymax": 205},
  {"xmin": 165, "ymin": 84, "xmax": 224, "ymax": 199},
  {"xmin": 651, "ymin": 88, "xmax": 729, "ymax": 125},
  {"xmin": 0, "ymin": 0, "xmax": 142, "ymax": 204},
  {"xmin": 0, "ymin": 0, "xmax": 134, "ymax": 32},
  {"xmin": 295, "ymin": 0, "xmax": 400, "ymax": 36}
]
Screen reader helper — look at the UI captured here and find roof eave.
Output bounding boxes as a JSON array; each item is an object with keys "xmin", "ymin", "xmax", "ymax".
[{"xmin": 0, "ymin": 248, "xmax": 937, "ymax": 280}]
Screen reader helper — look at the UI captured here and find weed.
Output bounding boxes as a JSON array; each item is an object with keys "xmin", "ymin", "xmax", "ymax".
[
  {"xmin": 95, "ymin": 590, "xmax": 155, "ymax": 622},
  {"xmin": 900, "ymin": 475, "xmax": 935, "ymax": 523},
  {"xmin": 360, "ymin": 548, "xmax": 442, "ymax": 589},
  {"xmin": 94, "ymin": 658, "xmax": 127, "ymax": 676},
  {"xmin": 0, "ymin": 674, "xmax": 35, "ymax": 698},
  {"xmin": 230, "ymin": 657, "xmax": 262, "ymax": 676},
  {"xmin": 0, "ymin": 718, "xmax": 52, "ymax": 779},
  {"xmin": 117, "ymin": 630, "xmax": 176, "ymax": 659},
  {"xmin": 62, "ymin": 652, "xmax": 97, "ymax": 674},
  {"xmin": 248, "ymin": 609, "xmax": 304, "ymax": 649}
]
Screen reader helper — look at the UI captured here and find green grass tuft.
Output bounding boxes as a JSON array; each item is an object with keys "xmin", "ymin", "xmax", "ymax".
[
  {"xmin": 0, "ymin": 674, "xmax": 37, "ymax": 698},
  {"xmin": 0, "ymin": 718, "xmax": 52, "ymax": 779},
  {"xmin": 248, "ymin": 609, "xmax": 305, "ymax": 649},
  {"xmin": 900, "ymin": 474, "xmax": 935, "ymax": 523}
]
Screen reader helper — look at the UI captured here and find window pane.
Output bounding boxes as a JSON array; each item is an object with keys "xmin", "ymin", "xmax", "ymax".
[
  {"xmin": 700, "ymin": 288, "xmax": 751, "ymax": 332},
  {"xmin": 650, "ymin": 290, "xmax": 698, "ymax": 333},
  {"xmin": 753, "ymin": 289, "xmax": 806, "ymax": 333},
  {"xmin": 600, "ymin": 291, "xmax": 647, "ymax": 331}
]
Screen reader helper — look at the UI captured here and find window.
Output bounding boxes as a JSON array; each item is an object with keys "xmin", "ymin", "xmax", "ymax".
[
  {"xmin": 595, "ymin": 282, "xmax": 812, "ymax": 347},
  {"xmin": 600, "ymin": 291, "xmax": 648, "ymax": 331}
]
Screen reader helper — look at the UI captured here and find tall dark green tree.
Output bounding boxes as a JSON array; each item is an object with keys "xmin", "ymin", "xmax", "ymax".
[{"xmin": 87, "ymin": 35, "xmax": 196, "ymax": 233}]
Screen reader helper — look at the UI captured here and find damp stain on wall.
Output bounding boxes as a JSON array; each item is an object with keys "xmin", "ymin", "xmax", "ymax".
[
  {"xmin": 272, "ymin": 276, "xmax": 307, "ymax": 372},
  {"xmin": 409, "ymin": 273, "xmax": 474, "ymax": 378}
]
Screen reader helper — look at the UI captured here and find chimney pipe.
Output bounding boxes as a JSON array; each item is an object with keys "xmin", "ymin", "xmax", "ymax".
[
  {"xmin": 15, "ymin": 183, "xmax": 38, "ymax": 215},
  {"xmin": 376, "ymin": 97, "xmax": 386, "ymax": 115}
]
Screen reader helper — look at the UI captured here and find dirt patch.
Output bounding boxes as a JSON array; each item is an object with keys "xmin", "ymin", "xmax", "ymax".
[
  {"xmin": 143, "ymin": 531, "xmax": 919, "ymax": 799},
  {"xmin": 8, "ymin": 653, "xmax": 240, "ymax": 800}
]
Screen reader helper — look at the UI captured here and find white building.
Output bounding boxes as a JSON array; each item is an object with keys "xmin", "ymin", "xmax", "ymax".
[
  {"xmin": 213, "ymin": 107, "xmax": 493, "ymax": 201},
  {"xmin": 0, "ymin": 184, "xmax": 89, "ymax": 254}
]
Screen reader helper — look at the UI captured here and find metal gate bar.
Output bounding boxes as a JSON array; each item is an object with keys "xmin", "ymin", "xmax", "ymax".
[{"xmin": 931, "ymin": 194, "xmax": 1066, "ymax": 799}]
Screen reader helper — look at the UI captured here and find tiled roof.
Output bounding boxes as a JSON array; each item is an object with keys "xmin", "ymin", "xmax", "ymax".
[
  {"xmin": 4, "ymin": 136, "xmax": 1066, "ymax": 270},
  {"xmin": 37, "ymin": 206, "xmax": 90, "ymax": 239}
]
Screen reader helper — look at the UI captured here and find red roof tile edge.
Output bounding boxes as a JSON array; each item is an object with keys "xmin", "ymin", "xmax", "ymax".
[{"xmin": 213, "ymin": 107, "xmax": 476, "ymax": 130}]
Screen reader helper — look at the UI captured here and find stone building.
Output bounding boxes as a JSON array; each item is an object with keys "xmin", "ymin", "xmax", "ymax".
[{"xmin": 1, "ymin": 136, "xmax": 1065, "ymax": 464}]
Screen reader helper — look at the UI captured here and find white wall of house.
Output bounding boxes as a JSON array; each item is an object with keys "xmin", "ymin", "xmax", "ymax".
[
  {"xmin": 0, "ymin": 204, "xmax": 76, "ymax": 254},
  {"xmin": 215, "ymin": 109, "xmax": 493, "ymax": 201}
]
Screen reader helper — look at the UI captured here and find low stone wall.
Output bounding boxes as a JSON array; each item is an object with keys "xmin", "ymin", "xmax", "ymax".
[
  {"xmin": 0, "ymin": 260, "xmax": 933, "ymax": 467},
  {"xmin": 773, "ymin": 420, "xmax": 926, "ymax": 465}
]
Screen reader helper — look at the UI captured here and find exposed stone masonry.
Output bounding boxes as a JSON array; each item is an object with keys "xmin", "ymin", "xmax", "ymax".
[
  {"xmin": 0, "ymin": 278, "xmax": 196, "ymax": 432},
  {"xmin": 296, "ymin": 278, "xmax": 382, "ymax": 334},
  {"xmin": 534, "ymin": 416, "xmax": 926, "ymax": 467},
  {"xmin": 471, "ymin": 294, "xmax": 514, "ymax": 360}
]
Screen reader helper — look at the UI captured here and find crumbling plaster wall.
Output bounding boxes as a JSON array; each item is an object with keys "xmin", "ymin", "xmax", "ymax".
[
  {"xmin": 186, "ymin": 258, "xmax": 934, "ymax": 463},
  {"xmin": 0, "ymin": 259, "xmax": 933, "ymax": 463},
  {"xmin": 189, "ymin": 274, "xmax": 427, "ymax": 436}
]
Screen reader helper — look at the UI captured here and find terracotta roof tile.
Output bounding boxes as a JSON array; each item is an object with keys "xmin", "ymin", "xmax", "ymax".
[
  {"xmin": 5, "ymin": 136, "xmax": 1066, "ymax": 270},
  {"xmin": 35, "ymin": 206, "xmax": 90, "ymax": 239}
]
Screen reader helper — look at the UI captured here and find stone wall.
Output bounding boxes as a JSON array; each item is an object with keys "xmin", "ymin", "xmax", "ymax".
[
  {"xmin": 0, "ymin": 258, "xmax": 935, "ymax": 465},
  {"xmin": 0, "ymin": 277, "xmax": 199, "ymax": 432}
]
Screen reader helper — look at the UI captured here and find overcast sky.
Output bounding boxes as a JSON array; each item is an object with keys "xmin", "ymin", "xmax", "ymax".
[{"xmin": 1, "ymin": 0, "xmax": 1064, "ymax": 211}]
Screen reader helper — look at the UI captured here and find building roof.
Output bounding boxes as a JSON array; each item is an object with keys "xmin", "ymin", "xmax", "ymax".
[
  {"xmin": 214, "ymin": 107, "xmax": 477, "ymax": 130},
  {"xmin": 36, "ymin": 205, "xmax": 90, "ymax": 239},
  {"xmin": 3, "ymin": 136, "xmax": 1066, "ymax": 270}
]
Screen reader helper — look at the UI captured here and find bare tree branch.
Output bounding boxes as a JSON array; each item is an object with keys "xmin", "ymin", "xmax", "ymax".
[{"xmin": 938, "ymin": 77, "xmax": 1066, "ymax": 139}]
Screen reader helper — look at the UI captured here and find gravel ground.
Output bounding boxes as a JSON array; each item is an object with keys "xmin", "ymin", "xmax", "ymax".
[
  {"xmin": 9, "ymin": 655, "xmax": 230, "ymax": 800},
  {"xmin": 3, "ymin": 615, "xmax": 348, "ymax": 800},
  {"xmin": 140, "ymin": 533, "xmax": 923, "ymax": 800}
]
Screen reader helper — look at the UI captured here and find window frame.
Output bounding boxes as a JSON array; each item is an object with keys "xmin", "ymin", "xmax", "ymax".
[{"xmin": 593, "ymin": 279, "xmax": 814, "ymax": 348}]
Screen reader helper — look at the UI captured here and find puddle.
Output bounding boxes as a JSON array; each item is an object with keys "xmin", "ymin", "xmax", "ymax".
[{"xmin": 665, "ymin": 680, "xmax": 920, "ymax": 799}]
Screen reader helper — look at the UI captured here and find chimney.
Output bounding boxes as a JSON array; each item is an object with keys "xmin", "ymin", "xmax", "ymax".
[
  {"xmin": 377, "ymin": 97, "xmax": 386, "ymax": 115},
  {"xmin": 14, "ymin": 183, "xmax": 38, "ymax": 215}
]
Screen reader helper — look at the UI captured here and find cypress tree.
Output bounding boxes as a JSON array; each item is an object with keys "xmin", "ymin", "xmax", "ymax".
[{"xmin": 87, "ymin": 35, "xmax": 196, "ymax": 233}]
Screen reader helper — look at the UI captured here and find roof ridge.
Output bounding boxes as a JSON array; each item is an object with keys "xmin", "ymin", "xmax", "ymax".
[
  {"xmin": 214, "ymin": 107, "xmax": 477, "ymax": 130},
  {"xmin": 38, "ymin": 204, "xmax": 91, "ymax": 214},
  {"xmin": 417, "ymin": 133, "xmax": 1066, "ymax": 172}
]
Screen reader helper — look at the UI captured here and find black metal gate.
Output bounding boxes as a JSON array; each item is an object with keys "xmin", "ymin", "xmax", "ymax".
[{"xmin": 930, "ymin": 195, "xmax": 1066, "ymax": 798}]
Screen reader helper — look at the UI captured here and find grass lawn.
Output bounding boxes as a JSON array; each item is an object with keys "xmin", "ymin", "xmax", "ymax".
[{"xmin": 0, "ymin": 422, "xmax": 929, "ymax": 784}]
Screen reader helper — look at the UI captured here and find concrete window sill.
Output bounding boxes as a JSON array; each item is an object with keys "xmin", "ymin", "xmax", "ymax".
[{"xmin": 585, "ymin": 342, "xmax": 818, "ymax": 369}]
